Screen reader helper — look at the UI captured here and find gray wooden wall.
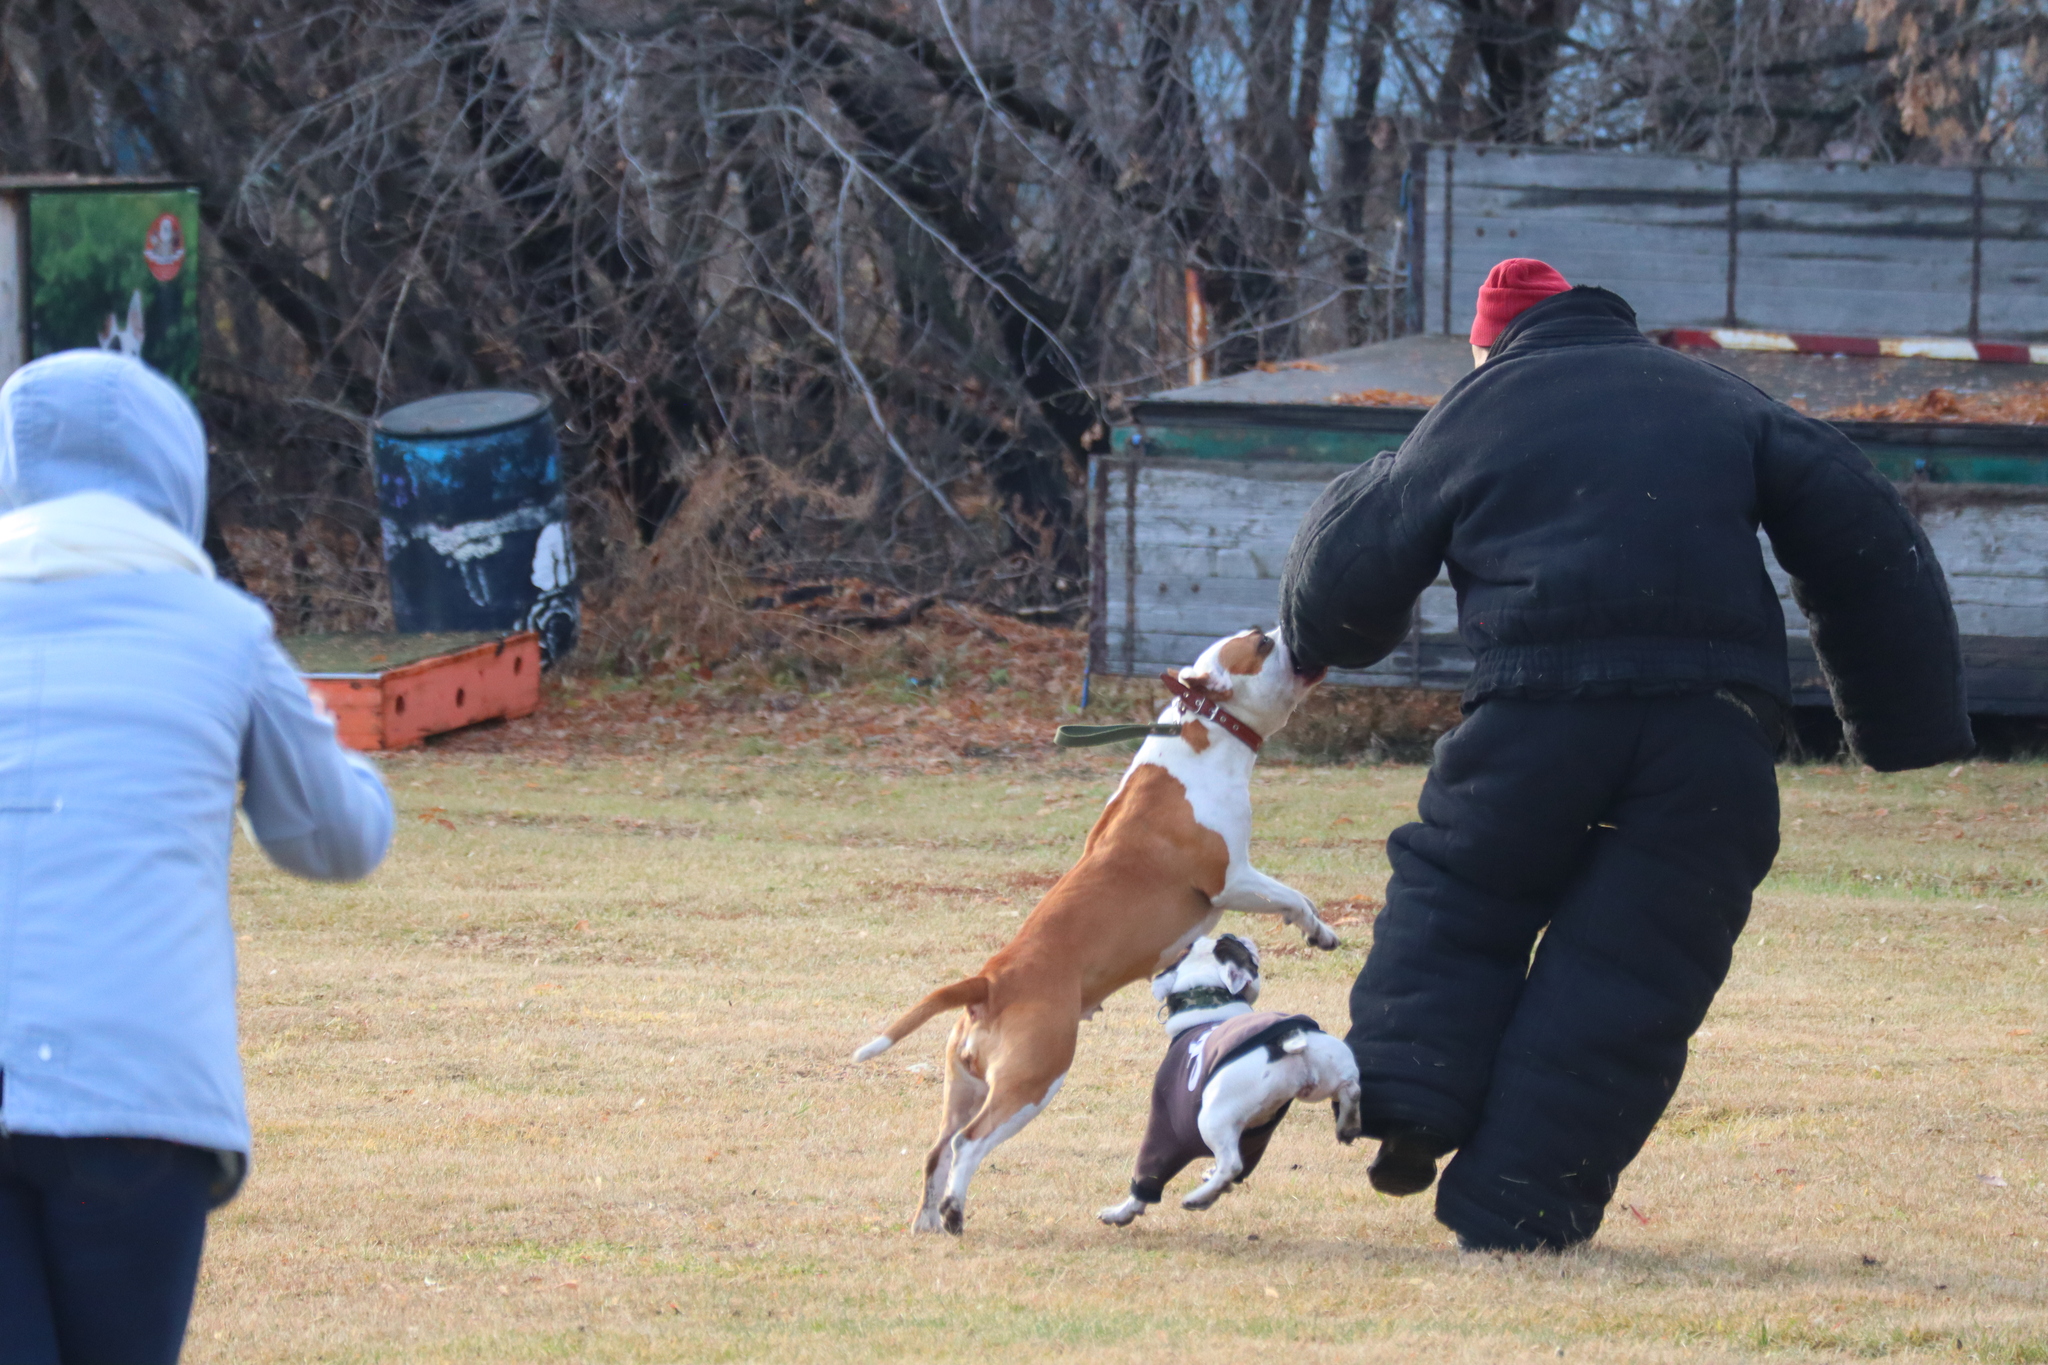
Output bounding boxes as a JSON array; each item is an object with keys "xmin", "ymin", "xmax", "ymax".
[
  {"xmin": 1092, "ymin": 457, "xmax": 1464, "ymax": 689},
  {"xmin": 1093, "ymin": 456, "xmax": 2048, "ymax": 712},
  {"xmin": 1415, "ymin": 145, "xmax": 2048, "ymax": 340}
]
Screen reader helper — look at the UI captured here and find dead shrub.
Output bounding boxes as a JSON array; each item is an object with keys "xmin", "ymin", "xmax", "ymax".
[
  {"xmin": 223, "ymin": 520, "xmax": 391, "ymax": 634},
  {"xmin": 574, "ymin": 467, "xmax": 760, "ymax": 678}
]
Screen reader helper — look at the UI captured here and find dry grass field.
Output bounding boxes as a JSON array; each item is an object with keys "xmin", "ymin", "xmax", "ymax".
[{"xmin": 186, "ymin": 695, "xmax": 2048, "ymax": 1363}]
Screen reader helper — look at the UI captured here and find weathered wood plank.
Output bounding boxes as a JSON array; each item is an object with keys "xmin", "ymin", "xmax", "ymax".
[
  {"xmin": 1111, "ymin": 629, "xmax": 1474, "ymax": 689},
  {"xmin": 1453, "ymin": 226, "xmax": 1732, "ymax": 269},
  {"xmin": 1454, "ymin": 145, "xmax": 1730, "ymax": 201},
  {"xmin": 1934, "ymin": 577, "xmax": 2048, "ymax": 612},
  {"xmin": 1920, "ymin": 505, "xmax": 2048, "ymax": 575},
  {"xmin": 1734, "ymin": 285, "xmax": 1977, "ymax": 337},
  {"xmin": 1764, "ymin": 509, "xmax": 2048, "ymax": 638},
  {"xmin": 1436, "ymin": 255, "xmax": 1727, "ymax": 332},
  {"xmin": 1449, "ymin": 214, "xmax": 1732, "ymax": 259},
  {"xmin": 1976, "ymin": 238, "xmax": 2048, "ymax": 335},
  {"xmin": 1106, "ymin": 577, "xmax": 1459, "ymax": 636},
  {"xmin": 1739, "ymin": 158, "xmax": 1979, "ymax": 204},
  {"xmin": 1734, "ymin": 242, "xmax": 1977, "ymax": 288},
  {"xmin": 1981, "ymin": 164, "xmax": 2048, "ymax": 218}
]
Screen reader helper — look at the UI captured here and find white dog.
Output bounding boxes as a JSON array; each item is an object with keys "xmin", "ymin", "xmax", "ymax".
[{"xmin": 1100, "ymin": 934, "xmax": 1361, "ymax": 1224}]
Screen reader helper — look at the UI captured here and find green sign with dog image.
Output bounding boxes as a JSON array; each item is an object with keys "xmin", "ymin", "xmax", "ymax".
[{"xmin": 27, "ymin": 186, "xmax": 200, "ymax": 393}]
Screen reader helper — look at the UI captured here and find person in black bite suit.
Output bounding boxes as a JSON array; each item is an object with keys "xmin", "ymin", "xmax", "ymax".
[{"xmin": 1278, "ymin": 258, "xmax": 1974, "ymax": 1253}]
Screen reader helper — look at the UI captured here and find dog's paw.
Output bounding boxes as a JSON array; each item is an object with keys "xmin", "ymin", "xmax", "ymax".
[
  {"xmin": 1306, "ymin": 924, "xmax": 1341, "ymax": 951},
  {"xmin": 1181, "ymin": 1173, "xmax": 1227, "ymax": 1211},
  {"xmin": 1098, "ymin": 1199, "xmax": 1144, "ymax": 1226},
  {"xmin": 1333, "ymin": 1096, "xmax": 1364, "ymax": 1145},
  {"xmin": 938, "ymin": 1197, "xmax": 965, "ymax": 1235},
  {"xmin": 912, "ymin": 1207, "xmax": 946, "ymax": 1233}
]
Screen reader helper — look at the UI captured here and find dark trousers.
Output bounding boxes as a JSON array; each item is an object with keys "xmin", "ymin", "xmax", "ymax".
[
  {"xmin": 0, "ymin": 1133, "xmax": 217, "ymax": 1365},
  {"xmin": 1349, "ymin": 693, "xmax": 1780, "ymax": 1251}
]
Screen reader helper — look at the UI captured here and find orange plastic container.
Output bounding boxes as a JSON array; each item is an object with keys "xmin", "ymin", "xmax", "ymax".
[{"xmin": 297, "ymin": 631, "xmax": 542, "ymax": 751}]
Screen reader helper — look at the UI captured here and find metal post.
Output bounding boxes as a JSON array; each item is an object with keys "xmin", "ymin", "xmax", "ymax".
[
  {"xmin": 1087, "ymin": 455, "xmax": 1109, "ymax": 675},
  {"xmin": 1123, "ymin": 457, "xmax": 1139, "ymax": 675},
  {"xmin": 1441, "ymin": 144, "xmax": 1456, "ymax": 335},
  {"xmin": 1969, "ymin": 164, "xmax": 1986, "ymax": 340},
  {"xmin": 1724, "ymin": 159, "xmax": 1741, "ymax": 327}
]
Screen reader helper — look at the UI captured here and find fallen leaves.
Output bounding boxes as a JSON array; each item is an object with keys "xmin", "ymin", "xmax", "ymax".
[
  {"xmin": 1329, "ymin": 387, "xmax": 1437, "ymax": 407},
  {"xmin": 1829, "ymin": 383, "xmax": 2048, "ymax": 424}
]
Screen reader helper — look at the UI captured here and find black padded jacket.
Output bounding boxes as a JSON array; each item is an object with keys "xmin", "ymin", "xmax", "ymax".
[{"xmin": 1278, "ymin": 286, "xmax": 1973, "ymax": 772}]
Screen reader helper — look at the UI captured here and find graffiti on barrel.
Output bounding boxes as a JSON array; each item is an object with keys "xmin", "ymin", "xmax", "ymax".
[{"xmin": 372, "ymin": 391, "xmax": 580, "ymax": 665}]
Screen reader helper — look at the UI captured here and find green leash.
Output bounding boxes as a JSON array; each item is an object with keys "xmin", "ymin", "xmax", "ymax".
[{"xmin": 1053, "ymin": 722, "xmax": 1185, "ymax": 748}]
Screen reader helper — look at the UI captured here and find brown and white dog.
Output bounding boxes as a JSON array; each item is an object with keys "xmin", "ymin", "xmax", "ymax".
[{"xmin": 853, "ymin": 628, "xmax": 1334, "ymax": 1233}]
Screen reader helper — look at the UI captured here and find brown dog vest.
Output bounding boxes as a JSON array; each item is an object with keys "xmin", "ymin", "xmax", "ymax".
[{"xmin": 1129, "ymin": 1012, "xmax": 1323, "ymax": 1204}]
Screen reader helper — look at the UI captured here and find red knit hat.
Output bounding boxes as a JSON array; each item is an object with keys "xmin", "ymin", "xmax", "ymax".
[{"xmin": 1470, "ymin": 259, "xmax": 1572, "ymax": 346}]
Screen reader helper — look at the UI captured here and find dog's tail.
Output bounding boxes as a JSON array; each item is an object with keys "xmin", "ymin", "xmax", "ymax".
[{"xmin": 852, "ymin": 977, "xmax": 989, "ymax": 1061}]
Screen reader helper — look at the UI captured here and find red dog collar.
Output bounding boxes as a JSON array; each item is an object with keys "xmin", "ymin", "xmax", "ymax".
[{"xmin": 1159, "ymin": 672, "xmax": 1265, "ymax": 752}]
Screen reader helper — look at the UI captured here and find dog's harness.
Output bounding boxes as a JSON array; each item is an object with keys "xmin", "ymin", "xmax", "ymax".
[{"xmin": 1053, "ymin": 672, "xmax": 1266, "ymax": 751}]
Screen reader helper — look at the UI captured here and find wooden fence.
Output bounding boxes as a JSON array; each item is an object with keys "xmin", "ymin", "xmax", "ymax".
[{"xmin": 1412, "ymin": 145, "xmax": 2048, "ymax": 340}]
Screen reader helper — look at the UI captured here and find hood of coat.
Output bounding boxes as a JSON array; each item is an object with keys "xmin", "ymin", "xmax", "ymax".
[
  {"xmin": 0, "ymin": 350, "xmax": 208, "ymax": 540},
  {"xmin": 1486, "ymin": 285, "xmax": 1647, "ymax": 363}
]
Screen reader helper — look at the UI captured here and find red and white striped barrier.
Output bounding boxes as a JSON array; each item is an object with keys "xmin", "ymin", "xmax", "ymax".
[{"xmin": 1659, "ymin": 328, "xmax": 2048, "ymax": 365}]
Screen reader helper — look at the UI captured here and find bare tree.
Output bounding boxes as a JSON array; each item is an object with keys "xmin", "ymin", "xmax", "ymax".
[{"xmin": 0, "ymin": 0, "xmax": 2041, "ymax": 651}]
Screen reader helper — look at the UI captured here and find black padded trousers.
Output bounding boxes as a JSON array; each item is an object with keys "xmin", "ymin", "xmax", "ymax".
[{"xmin": 1348, "ymin": 692, "xmax": 1780, "ymax": 1252}]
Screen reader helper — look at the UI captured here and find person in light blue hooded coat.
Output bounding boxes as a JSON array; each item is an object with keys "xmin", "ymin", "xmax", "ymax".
[{"xmin": 0, "ymin": 350, "xmax": 393, "ymax": 1365}]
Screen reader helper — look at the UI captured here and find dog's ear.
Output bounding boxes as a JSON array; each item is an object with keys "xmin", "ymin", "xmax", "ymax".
[
  {"xmin": 1214, "ymin": 933, "xmax": 1259, "ymax": 970},
  {"xmin": 1184, "ymin": 629, "xmax": 1279, "ymax": 695},
  {"xmin": 1212, "ymin": 934, "xmax": 1260, "ymax": 998},
  {"xmin": 1177, "ymin": 658, "xmax": 1234, "ymax": 699},
  {"xmin": 126, "ymin": 290, "xmax": 145, "ymax": 344}
]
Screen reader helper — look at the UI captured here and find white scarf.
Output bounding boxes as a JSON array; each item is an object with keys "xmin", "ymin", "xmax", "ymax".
[{"xmin": 0, "ymin": 491, "xmax": 215, "ymax": 581}]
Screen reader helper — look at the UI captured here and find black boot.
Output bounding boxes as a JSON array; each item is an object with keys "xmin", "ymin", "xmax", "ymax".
[{"xmin": 1367, "ymin": 1129, "xmax": 1444, "ymax": 1197}]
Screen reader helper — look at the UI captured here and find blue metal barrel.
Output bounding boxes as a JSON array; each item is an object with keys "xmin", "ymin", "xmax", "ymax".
[{"xmin": 371, "ymin": 391, "xmax": 578, "ymax": 664}]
